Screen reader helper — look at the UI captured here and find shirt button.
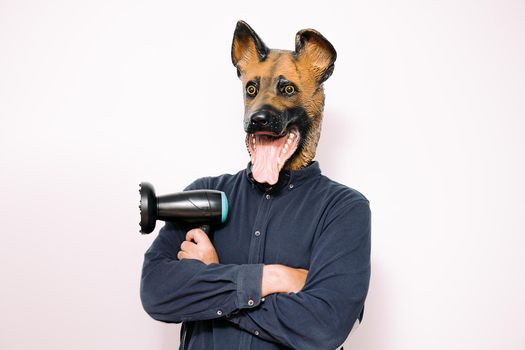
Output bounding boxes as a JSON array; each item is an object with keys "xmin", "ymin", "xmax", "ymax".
[
  {"xmin": 254, "ymin": 230, "xmax": 261, "ymax": 237},
  {"xmin": 247, "ymin": 299, "xmax": 254, "ymax": 306},
  {"xmin": 254, "ymin": 330, "xmax": 260, "ymax": 336},
  {"xmin": 265, "ymin": 194, "xmax": 271, "ymax": 199},
  {"xmin": 216, "ymin": 309, "xmax": 223, "ymax": 316}
]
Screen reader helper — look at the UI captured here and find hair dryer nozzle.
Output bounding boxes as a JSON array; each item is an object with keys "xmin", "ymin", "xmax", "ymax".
[{"xmin": 139, "ymin": 182, "xmax": 157, "ymax": 234}]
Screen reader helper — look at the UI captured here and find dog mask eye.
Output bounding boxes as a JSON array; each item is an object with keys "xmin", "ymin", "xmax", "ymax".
[
  {"xmin": 246, "ymin": 84, "xmax": 258, "ymax": 96},
  {"xmin": 283, "ymin": 85, "xmax": 296, "ymax": 95}
]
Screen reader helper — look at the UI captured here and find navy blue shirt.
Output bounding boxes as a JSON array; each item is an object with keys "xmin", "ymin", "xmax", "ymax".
[{"xmin": 140, "ymin": 162, "xmax": 371, "ymax": 349}]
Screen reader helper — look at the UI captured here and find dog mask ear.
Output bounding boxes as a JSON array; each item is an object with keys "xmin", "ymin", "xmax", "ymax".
[
  {"xmin": 294, "ymin": 29, "xmax": 337, "ymax": 84},
  {"xmin": 231, "ymin": 21, "xmax": 269, "ymax": 77}
]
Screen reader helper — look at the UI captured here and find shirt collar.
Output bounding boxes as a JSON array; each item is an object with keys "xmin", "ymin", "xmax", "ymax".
[{"xmin": 245, "ymin": 161, "xmax": 322, "ymax": 194}]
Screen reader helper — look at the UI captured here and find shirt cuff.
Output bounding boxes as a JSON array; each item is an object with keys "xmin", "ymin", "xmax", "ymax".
[
  {"xmin": 226, "ymin": 310, "xmax": 269, "ymax": 339},
  {"xmin": 235, "ymin": 263, "xmax": 264, "ymax": 310}
]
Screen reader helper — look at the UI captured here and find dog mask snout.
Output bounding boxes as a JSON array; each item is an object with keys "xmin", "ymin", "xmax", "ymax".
[{"xmin": 246, "ymin": 107, "xmax": 282, "ymax": 134}]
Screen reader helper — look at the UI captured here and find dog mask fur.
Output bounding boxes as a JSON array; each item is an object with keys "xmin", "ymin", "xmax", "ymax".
[{"xmin": 231, "ymin": 20, "xmax": 337, "ymax": 185}]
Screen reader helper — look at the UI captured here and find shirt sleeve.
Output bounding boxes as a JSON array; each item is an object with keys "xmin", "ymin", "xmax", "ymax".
[
  {"xmin": 139, "ymin": 178, "xmax": 264, "ymax": 323},
  {"xmin": 225, "ymin": 199, "xmax": 371, "ymax": 349}
]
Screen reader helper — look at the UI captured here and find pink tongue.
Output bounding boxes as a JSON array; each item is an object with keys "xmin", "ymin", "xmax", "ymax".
[{"xmin": 252, "ymin": 136, "xmax": 284, "ymax": 185}]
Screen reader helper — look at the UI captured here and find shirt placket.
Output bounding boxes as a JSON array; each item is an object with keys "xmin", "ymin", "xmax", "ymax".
[
  {"xmin": 238, "ymin": 190, "xmax": 273, "ymax": 350},
  {"xmin": 248, "ymin": 191, "xmax": 272, "ymax": 264}
]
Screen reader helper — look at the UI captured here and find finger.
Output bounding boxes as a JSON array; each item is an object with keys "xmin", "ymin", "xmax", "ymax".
[
  {"xmin": 186, "ymin": 228, "xmax": 207, "ymax": 243},
  {"xmin": 180, "ymin": 241, "xmax": 198, "ymax": 254},
  {"xmin": 177, "ymin": 250, "xmax": 189, "ymax": 260},
  {"xmin": 186, "ymin": 229, "xmax": 209, "ymax": 244}
]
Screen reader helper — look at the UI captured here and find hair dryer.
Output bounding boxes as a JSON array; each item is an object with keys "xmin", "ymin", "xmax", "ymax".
[{"xmin": 138, "ymin": 182, "xmax": 228, "ymax": 234}]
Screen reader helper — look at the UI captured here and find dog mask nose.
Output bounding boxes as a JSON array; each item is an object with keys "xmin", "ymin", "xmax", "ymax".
[
  {"xmin": 245, "ymin": 106, "xmax": 282, "ymax": 134},
  {"xmin": 250, "ymin": 108, "xmax": 281, "ymax": 128},
  {"xmin": 250, "ymin": 111, "xmax": 270, "ymax": 126}
]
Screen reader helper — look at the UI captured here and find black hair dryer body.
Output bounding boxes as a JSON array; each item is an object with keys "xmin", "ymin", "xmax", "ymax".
[{"xmin": 138, "ymin": 182, "xmax": 228, "ymax": 234}]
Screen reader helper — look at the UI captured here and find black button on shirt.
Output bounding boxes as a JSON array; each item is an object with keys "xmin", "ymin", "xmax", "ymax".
[{"xmin": 140, "ymin": 161, "xmax": 371, "ymax": 349}]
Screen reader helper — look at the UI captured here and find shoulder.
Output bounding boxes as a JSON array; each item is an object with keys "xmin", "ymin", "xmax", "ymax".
[
  {"xmin": 316, "ymin": 174, "xmax": 370, "ymax": 211},
  {"xmin": 184, "ymin": 169, "xmax": 246, "ymax": 191},
  {"xmin": 315, "ymin": 176, "xmax": 371, "ymax": 242}
]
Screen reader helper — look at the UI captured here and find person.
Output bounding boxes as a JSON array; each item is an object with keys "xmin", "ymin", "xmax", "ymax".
[{"xmin": 140, "ymin": 21, "xmax": 371, "ymax": 350}]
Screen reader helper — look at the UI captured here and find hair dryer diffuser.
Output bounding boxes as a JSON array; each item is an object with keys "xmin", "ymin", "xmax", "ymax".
[{"xmin": 139, "ymin": 182, "xmax": 228, "ymax": 234}]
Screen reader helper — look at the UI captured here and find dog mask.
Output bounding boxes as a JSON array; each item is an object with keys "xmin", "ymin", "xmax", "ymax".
[{"xmin": 231, "ymin": 20, "xmax": 337, "ymax": 185}]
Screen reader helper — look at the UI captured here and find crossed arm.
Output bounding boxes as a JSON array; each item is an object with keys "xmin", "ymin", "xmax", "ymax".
[
  {"xmin": 140, "ymin": 199, "xmax": 370, "ymax": 349},
  {"xmin": 178, "ymin": 228, "xmax": 309, "ymax": 297}
]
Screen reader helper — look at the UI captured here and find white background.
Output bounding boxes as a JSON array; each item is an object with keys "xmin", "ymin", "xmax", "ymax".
[{"xmin": 1, "ymin": 1, "xmax": 524, "ymax": 349}]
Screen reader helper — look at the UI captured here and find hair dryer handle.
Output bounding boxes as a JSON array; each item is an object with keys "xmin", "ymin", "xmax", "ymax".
[{"xmin": 200, "ymin": 224, "xmax": 211, "ymax": 234}]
